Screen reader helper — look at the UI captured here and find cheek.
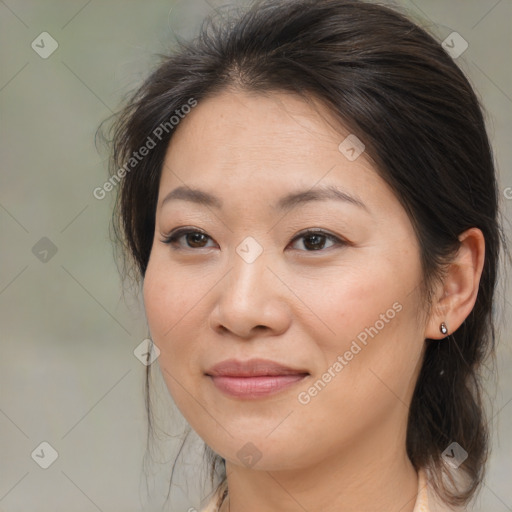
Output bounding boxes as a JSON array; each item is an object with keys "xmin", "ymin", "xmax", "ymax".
[
  {"xmin": 143, "ymin": 264, "xmax": 172, "ymax": 342},
  {"xmin": 302, "ymin": 255, "xmax": 423, "ymax": 401},
  {"xmin": 143, "ymin": 258, "xmax": 195, "ymax": 371},
  {"xmin": 143, "ymin": 254, "xmax": 199, "ymax": 340},
  {"xmin": 143, "ymin": 254, "xmax": 213, "ymax": 396},
  {"xmin": 143, "ymin": 260, "xmax": 202, "ymax": 420},
  {"xmin": 306, "ymin": 261, "xmax": 408, "ymax": 348}
]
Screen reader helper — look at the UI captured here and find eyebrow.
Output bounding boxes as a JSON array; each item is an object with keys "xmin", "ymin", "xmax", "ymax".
[{"xmin": 160, "ymin": 184, "xmax": 368, "ymax": 212}]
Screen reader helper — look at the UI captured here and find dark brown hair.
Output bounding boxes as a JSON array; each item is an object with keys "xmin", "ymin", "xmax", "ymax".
[{"xmin": 101, "ymin": 0, "xmax": 506, "ymax": 508}]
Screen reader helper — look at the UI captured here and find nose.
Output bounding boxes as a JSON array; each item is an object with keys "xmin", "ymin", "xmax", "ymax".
[{"xmin": 209, "ymin": 244, "xmax": 292, "ymax": 340}]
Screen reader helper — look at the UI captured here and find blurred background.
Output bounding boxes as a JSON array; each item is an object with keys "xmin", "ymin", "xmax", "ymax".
[{"xmin": 0, "ymin": 0, "xmax": 511, "ymax": 511}]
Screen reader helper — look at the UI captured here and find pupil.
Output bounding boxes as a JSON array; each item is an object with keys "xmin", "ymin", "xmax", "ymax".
[
  {"xmin": 306, "ymin": 234, "xmax": 324, "ymax": 250},
  {"xmin": 188, "ymin": 233, "xmax": 205, "ymax": 247}
]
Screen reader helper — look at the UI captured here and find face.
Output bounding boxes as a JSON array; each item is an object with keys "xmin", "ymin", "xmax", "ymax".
[{"xmin": 143, "ymin": 89, "xmax": 427, "ymax": 471}]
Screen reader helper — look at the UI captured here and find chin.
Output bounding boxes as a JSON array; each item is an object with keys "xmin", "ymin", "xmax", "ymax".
[{"xmin": 197, "ymin": 430, "xmax": 315, "ymax": 472}]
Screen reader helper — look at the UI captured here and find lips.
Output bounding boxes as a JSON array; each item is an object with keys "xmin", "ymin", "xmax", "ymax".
[{"xmin": 205, "ymin": 358, "xmax": 309, "ymax": 399}]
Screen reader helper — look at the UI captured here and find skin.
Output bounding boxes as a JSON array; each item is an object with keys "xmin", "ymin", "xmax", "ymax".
[{"xmin": 143, "ymin": 89, "xmax": 485, "ymax": 512}]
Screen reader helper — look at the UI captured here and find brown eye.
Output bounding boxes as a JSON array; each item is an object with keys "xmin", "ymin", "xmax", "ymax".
[
  {"xmin": 161, "ymin": 228, "xmax": 215, "ymax": 249},
  {"xmin": 303, "ymin": 233, "xmax": 329, "ymax": 251},
  {"xmin": 289, "ymin": 230, "xmax": 346, "ymax": 252},
  {"xmin": 183, "ymin": 232, "xmax": 209, "ymax": 248}
]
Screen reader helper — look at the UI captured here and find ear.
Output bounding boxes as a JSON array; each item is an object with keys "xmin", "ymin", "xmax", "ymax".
[{"xmin": 424, "ymin": 227, "xmax": 486, "ymax": 339}]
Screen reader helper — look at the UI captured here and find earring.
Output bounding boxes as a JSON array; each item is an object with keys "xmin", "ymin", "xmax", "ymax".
[{"xmin": 440, "ymin": 322, "xmax": 448, "ymax": 335}]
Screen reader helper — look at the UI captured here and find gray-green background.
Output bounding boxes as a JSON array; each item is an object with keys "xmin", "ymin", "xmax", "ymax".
[{"xmin": 1, "ymin": 1, "xmax": 511, "ymax": 511}]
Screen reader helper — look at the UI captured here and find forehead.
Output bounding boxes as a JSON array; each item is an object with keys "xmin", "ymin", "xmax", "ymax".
[
  {"xmin": 167, "ymin": 89, "xmax": 348, "ymax": 157},
  {"xmin": 157, "ymin": 89, "xmax": 394, "ymax": 216}
]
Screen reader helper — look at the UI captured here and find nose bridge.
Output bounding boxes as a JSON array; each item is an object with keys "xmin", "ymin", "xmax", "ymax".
[
  {"xmin": 212, "ymin": 235, "xmax": 289, "ymax": 336},
  {"xmin": 228, "ymin": 234, "xmax": 271, "ymax": 304}
]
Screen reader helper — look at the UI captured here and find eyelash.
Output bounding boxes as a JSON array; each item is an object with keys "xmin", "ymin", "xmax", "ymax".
[{"xmin": 159, "ymin": 227, "xmax": 347, "ymax": 252}]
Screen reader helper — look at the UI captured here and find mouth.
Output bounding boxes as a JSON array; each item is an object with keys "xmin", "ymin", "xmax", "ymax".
[{"xmin": 205, "ymin": 358, "xmax": 310, "ymax": 399}]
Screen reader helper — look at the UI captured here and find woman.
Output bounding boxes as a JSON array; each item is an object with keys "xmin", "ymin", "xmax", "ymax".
[{"xmin": 104, "ymin": 0, "xmax": 504, "ymax": 510}]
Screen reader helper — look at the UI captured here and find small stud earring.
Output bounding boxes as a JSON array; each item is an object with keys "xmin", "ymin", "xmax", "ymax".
[{"xmin": 440, "ymin": 322, "xmax": 448, "ymax": 335}]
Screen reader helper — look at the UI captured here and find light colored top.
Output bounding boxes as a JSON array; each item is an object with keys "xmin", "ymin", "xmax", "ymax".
[{"xmin": 200, "ymin": 468, "xmax": 461, "ymax": 512}]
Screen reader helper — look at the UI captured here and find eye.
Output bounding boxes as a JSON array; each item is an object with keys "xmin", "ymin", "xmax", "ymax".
[
  {"xmin": 160, "ymin": 227, "xmax": 347, "ymax": 252},
  {"xmin": 288, "ymin": 229, "xmax": 346, "ymax": 252},
  {"xmin": 160, "ymin": 228, "xmax": 216, "ymax": 250}
]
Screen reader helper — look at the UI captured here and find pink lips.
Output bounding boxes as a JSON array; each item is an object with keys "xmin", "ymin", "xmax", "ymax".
[{"xmin": 205, "ymin": 358, "xmax": 309, "ymax": 399}]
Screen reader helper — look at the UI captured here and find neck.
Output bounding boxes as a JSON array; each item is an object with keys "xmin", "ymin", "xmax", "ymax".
[{"xmin": 219, "ymin": 425, "xmax": 419, "ymax": 512}]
